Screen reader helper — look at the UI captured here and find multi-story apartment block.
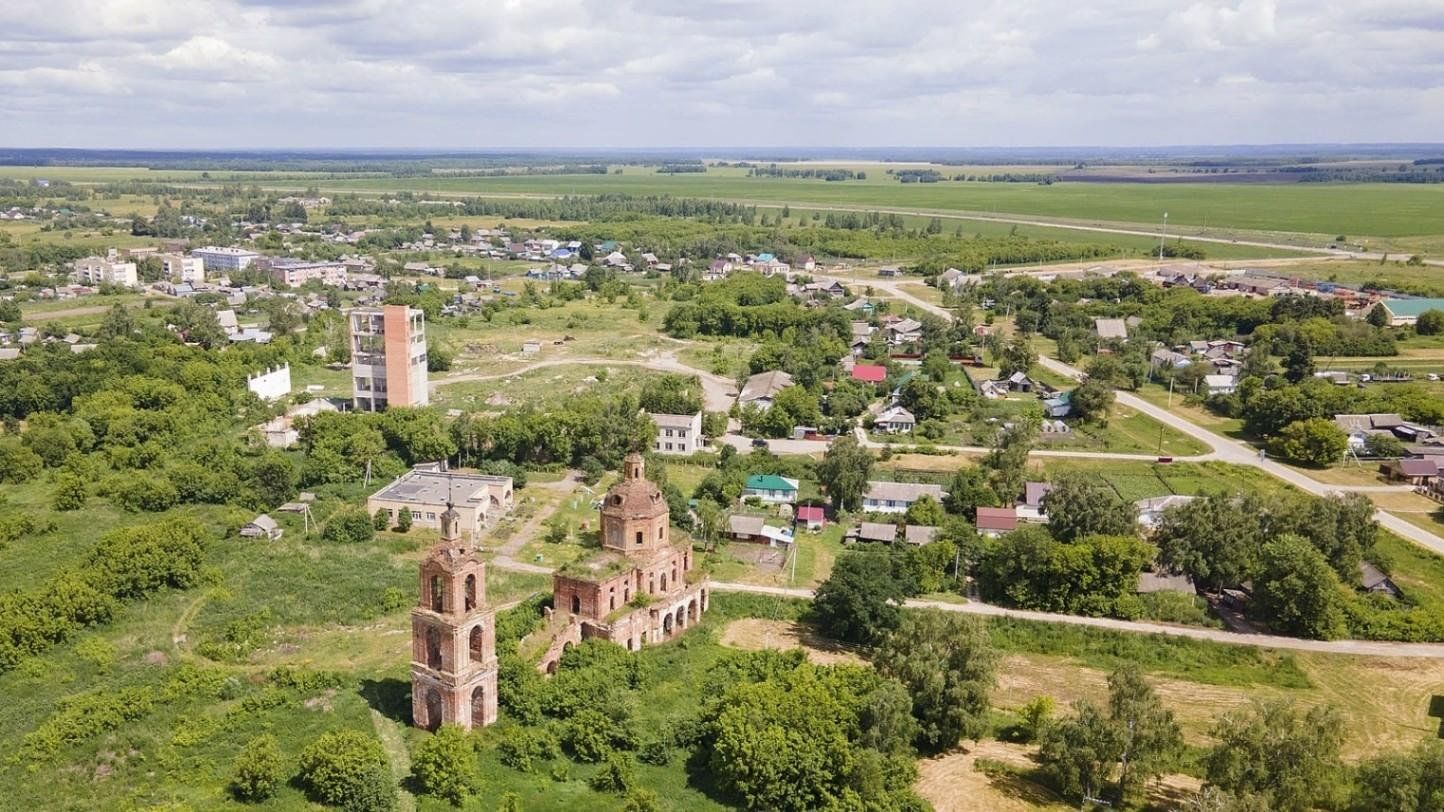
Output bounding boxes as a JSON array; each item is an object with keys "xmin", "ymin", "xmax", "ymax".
[
  {"xmin": 191, "ymin": 246, "xmax": 261, "ymax": 273},
  {"xmin": 160, "ymin": 253, "xmax": 205, "ymax": 284},
  {"xmin": 263, "ymin": 258, "xmax": 347, "ymax": 287},
  {"xmin": 350, "ymin": 305, "xmax": 429, "ymax": 411},
  {"xmin": 72, "ymin": 256, "xmax": 139, "ymax": 287}
]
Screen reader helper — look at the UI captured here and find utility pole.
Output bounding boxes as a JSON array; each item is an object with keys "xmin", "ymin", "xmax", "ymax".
[
  {"xmin": 1157, "ymin": 212, "xmax": 1169, "ymax": 263},
  {"xmin": 1166, "ymin": 375, "xmax": 1175, "ymax": 407}
]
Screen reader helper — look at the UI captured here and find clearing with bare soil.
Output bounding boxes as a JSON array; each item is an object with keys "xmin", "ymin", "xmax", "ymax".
[{"xmin": 718, "ymin": 618, "xmax": 865, "ymax": 666}]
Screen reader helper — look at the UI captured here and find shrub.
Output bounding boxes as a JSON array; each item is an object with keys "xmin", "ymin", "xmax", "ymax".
[
  {"xmin": 373, "ymin": 509, "xmax": 390, "ymax": 531},
  {"xmin": 622, "ymin": 789, "xmax": 664, "ymax": 812},
  {"xmin": 496, "ymin": 725, "xmax": 560, "ymax": 772},
  {"xmin": 563, "ymin": 709, "xmax": 617, "ymax": 762},
  {"xmin": 51, "ymin": 473, "xmax": 88, "ymax": 511},
  {"xmin": 110, "ymin": 473, "xmax": 179, "ymax": 512},
  {"xmin": 410, "ymin": 724, "xmax": 479, "ymax": 805},
  {"xmin": 0, "ymin": 440, "xmax": 43, "ymax": 483},
  {"xmin": 588, "ymin": 752, "xmax": 637, "ymax": 794},
  {"xmin": 324, "ymin": 508, "xmax": 377, "ymax": 544},
  {"xmin": 637, "ymin": 739, "xmax": 671, "ymax": 766},
  {"xmin": 230, "ymin": 734, "xmax": 285, "ymax": 802},
  {"xmin": 395, "ymin": 507, "xmax": 413, "ymax": 532},
  {"xmin": 297, "ymin": 730, "xmax": 396, "ymax": 812}
]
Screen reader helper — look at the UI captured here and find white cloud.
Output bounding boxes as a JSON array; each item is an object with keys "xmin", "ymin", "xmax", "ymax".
[{"xmin": 0, "ymin": 0, "xmax": 1439, "ymax": 147}]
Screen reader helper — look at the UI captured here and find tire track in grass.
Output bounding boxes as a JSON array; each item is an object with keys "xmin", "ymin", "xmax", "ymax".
[{"xmin": 370, "ymin": 708, "xmax": 417, "ymax": 812}]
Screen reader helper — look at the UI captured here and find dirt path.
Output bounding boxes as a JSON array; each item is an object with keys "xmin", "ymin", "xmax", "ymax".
[
  {"xmin": 491, "ymin": 472, "xmax": 582, "ymax": 568},
  {"xmin": 370, "ymin": 708, "xmax": 417, "ymax": 812}
]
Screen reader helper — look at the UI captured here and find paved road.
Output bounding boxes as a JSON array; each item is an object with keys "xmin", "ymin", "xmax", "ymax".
[
  {"xmin": 1036, "ymin": 356, "xmax": 1444, "ymax": 556},
  {"xmin": 708, "ymin": 581, "xmax": 1444, "ymax": 659}
]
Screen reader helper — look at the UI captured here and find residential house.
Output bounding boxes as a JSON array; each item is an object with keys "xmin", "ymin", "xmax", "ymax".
[
  {"xmin": 1095, "ymin": 318, "xmax": 1129, "ymax": 341},
  {"xmin": 1203, "ymin": 374, "xmax": 1237, "ymax": 395},
  {"xmin": 849, "ymin": 522, "xmax": 898, "ymax": 544},
  {"xmin": 874, "ymin": 404, "xmax": 916, "ymax": 434},
  {"xmin": 743, "ymin": 474, "xmax": 799, "ymax": 504},
  {"xmin": 1002, "ymin": 371, "xmax": 1035, "ymax": 393},
  {"xmin": 72, "ymin": 256, "xmax": 139, "ymax": 287},
  {"xmin": 863, "ymin": 481, "xmax": 946, "ymax": 514},
  {"xmin": 651, "ymin": 412, "xmax": 703, "ymax": 455},
  {"xmin": 975, "ymin": 507, "xmax": 1018, "ymax": 538},
  {"xmin": 887, "ymin": 318, "xmax": 923, "ymax": 346},
  {"xmin": 1041, "ymin": 391, "xmax": 1072, "ymax": 418},
  {"xmin": 903, "ymin": 525, "xmax": 939, "ymax": 545},
  {"xmin": 240, "ymin": 514, "xmax": 283, "ymax": 540},
  {"xmin": 851, "ymin": 363, "xmax": 887, "ymax": 385},
  {"xmin": 1380, "ymin": 458, "xmax": 1439, "ymax": 486},
  {"xmin": 1150, "ymin": 348, "xmax": 1192, "ymax": 369},
  {"xmin": 795, "ymin": 505, "xmax": 826, "ymax": 532},
  {"xmin": 738, "ymin": 370, "xmax": 794, "ymax": 411},
  {"xmin": 726, "ymin": 514, "xmax": 767, "ymax": 543},
  {"xmin": 1017, "ymin": 482, "xmax": 1053, "ymax": 522},
  {"xmin": 1360, "ymin": 561, "xmax": 1402, "ymax": 599}
]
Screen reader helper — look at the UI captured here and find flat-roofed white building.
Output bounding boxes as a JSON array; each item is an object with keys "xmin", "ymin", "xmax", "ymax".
[
  {"xmin": 650, "ymin": 412, "xmax": 703, "ymax": 455},
  {"xmin": 161, "ymin": 253, "xmax": 205, "ymax": 284},
  {"xmin": 367, "ymin": 466, "xmax": 514, "ymax": 539},
  {"xmin": 72, "ymin": 256, "xmax": 139, "ymax": 287},
  {"xmin": 192, "ymin": 246, "xmax": 261, "ymax": 273}
]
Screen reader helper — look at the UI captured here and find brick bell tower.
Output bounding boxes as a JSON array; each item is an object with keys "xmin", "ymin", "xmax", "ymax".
[{"xmin": 410, "ymin": 502, "xmax": 498, "ymax": 731}]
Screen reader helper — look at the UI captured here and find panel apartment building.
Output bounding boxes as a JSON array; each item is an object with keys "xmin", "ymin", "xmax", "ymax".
[
  {"xmin": 191, "ymin": 246, "xmax": 261, "ymax": 274},
  {"xmin": 350, "ymin": 305, "xmax": 429, "ymax": 411}
]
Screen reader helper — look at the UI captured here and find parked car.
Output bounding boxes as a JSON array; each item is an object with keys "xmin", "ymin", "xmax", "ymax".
[{"xmin": 751, "ymin": 438, "xmax": 769, "ymax": 449}]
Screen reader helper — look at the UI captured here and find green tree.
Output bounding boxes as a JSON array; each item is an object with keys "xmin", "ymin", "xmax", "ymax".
[
  {"xmin": 943, "ymin": 465, "xmax": 999, "ymax": 517},
  {"xmin": 1042, "ymin": 473, "xmax": 1138, "ymax": 541},
  {"xmin": 1107, "ymin": 665, "xmax": 1183, "ymax": 803},
  {"xmin": 1363, "ymin": 432, "xmax": 1406, "ymax": 458},
  {"xmin": 373, "ymin": 508, "xmax": 390, "ymax": 532},
  {"xmin": 410, "ymin": 724, "xmax": 479, "ymax": 805},
  {"xmin": 997, "ymin": 337, "xmax": 1037, "ymax": 378},
  {"xmin": 297, "ymin": 730, "xmax": 397, "ymax": 812},
  {"xmin": 1350, "ymin": 740, "xmax": 1444, "ymax": 812},
  {"xmin": 324, "ymin": 508, "xmax": 377, "ymax": 544},
  {"xmin": 229, "ymin": 734, "xmax": 284, "ymax": 803},
  {"xmin": 395, "ymin": 506, "xmax": 413, "ymax": 533},
  {"xmin": 813, "ymin": 551, "xmax": 906, "ymax": 644},
  {"xmin": 874, "ymin": 611, "xmax": 997, "ymax": 752},
  {"xmin": 815, "ymin": 434, "xmax": 873, "ymax": 511},
  {"xmin": 1367, "ymin": 303, "xmax": 1391, "ymax": 328},
  {"xmin": 1252, "ymin": 533, "xmax": 1347, "ymax": 639},
  {"xmin": 1204, "ymin": 700, "xmax": 1345, "ymax": 812},
  {"xmin": 1416, "ymin": 309, "xmax": 1444, "ymax": 336},
  {"xmin": 1153, "ymin": 492, "xmax": 1265, "ymax": 592},
  {"xmin": 903, "ymin": 494, "xmax": 945, "ymax": 527},
  {"xmin": 589, "ymin": 752, "xmax": 637, "ymax": 794},
  {"xmin": 1267, "ymin": 418, "xmax": 1348, "ymax": 467},
  {"xmin": 0, "ymin": 440, "xmax": 43, "ymax": 483},
  {"xmin": 51, "ymin": 472, "xmax": 88, "ymax": 511},
  {"xmin": 1040, "ymin": 701, "xmax": 1120, "ymax": 802},
  {"xmin": 1068, "ymin": 379, "xmax": 1115, "ymax": 425}
]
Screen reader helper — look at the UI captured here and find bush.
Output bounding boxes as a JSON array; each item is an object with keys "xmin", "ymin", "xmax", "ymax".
[
  {"xmin": 0, "ymin": 440, "xmax": 43, "ymax": 483},
  {"xmin": 562, "ymin": 709, "xmax": 619, "ymax": 762},
  {"xmin": 637, "ymin": 738, "xmax": 671, "ymax": 766},
  {"xmin": 395, "ymin": 507, "xmax": 413, "ymax": 533},
  {"xmin": 622, "ymin": 789, "xmax": 664, "ymax": 812},
  {"xmin": 410, "ymin": 725, "xmax": 479, "ymax": 805},
  {"xmin": 297, "ymin": 730, "xmax": 396, "ymax": 812},
  {"xmin": 588, "ymin": 752, "xmax": 637, "ymax": 794},
  {"xmin": 230, "ymin": 734, "xmax": 285, "ymax": 802},
  {"xmin": 496, "ymin": 725, "xmax": 560, "ymax": 772},
  {"xmin": 110, "ymin": 473, "xmax": 179, "ymax": 512},
  {"xmin": 324, "ymin": 508, "xmax": 377, "ymax": 544},
  {"xmin": 51, "ymin": 472, "xmax": 89, "ymax": 511},
  {"xmin": 373, "ymin": 509, "xmax": 390, "ymax": 531}
]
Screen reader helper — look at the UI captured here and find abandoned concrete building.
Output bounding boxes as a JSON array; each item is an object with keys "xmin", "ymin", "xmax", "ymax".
[
  {"xmin": 409, "ymin": 503, "xmax": 499, "ymax": 731},
  {"xmin": 541, "ymin": 453, "xmax": 709, "ymax": 671}
]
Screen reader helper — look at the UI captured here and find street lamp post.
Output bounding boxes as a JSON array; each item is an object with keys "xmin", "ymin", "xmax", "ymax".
[{"xmin": 1158, "ymin": 211, "xmax": 1169, "ymax": 262}]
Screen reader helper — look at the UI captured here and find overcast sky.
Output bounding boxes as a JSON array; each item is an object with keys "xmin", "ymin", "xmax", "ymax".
[{"xmin": 2, "ymin": 0, "xmax": 1442, "ymax": 149}]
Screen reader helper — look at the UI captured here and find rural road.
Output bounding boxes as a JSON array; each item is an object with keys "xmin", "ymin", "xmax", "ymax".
[
  {"xmin": 708, "ymin": 581, "xmax": 1444, "ymax": 659},
  {"xmin": 816, "ymin": 270, "xmax": 1444, "ymax": 556}
]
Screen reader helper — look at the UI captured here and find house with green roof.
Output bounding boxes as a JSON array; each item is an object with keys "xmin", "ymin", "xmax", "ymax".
[
  {"xmin": 1376, "ymin": 298, "xmax": 1444, "ymax": 327},
  {"xmin": 743, "ymin": 474, "xmax": 799, "ymax": 504}
]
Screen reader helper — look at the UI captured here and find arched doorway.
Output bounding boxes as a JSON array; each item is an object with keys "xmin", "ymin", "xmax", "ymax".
[
  {"xmin": 546, "ymin": 659, "xmax": 559, "ymax": 675},
  {"xmin": 464, "ymin": 574, "xmax": 477, "ymax": 611},
  {"xmin": 471, "ymin": 686, "xmax": 486, "ymax": 728},
  {"xmin": 674, "ymin": 606, "xmax": 685, "ymax": 631},
  {"xmin": 469, "ymin": 625, "xmax": 484, "ymax": 663},
  {"xmin": 659, "ymin": 573, "xmax": 668, "ymax": 592},
  {"xmin": 570, "ymin": 594, "xmax": 581, "ymax": 614},
  {"xmin": 662, "ymin": 612, "xmax": 673, "ymax": 636},
  {"xmin": 426, "ymin": 627, "xmax": 443, "ymax": 669},
  {"xmin": 425, "ymin": 687, "xmax": 442, "ymax": 731},
  {"xmin": 688, "ymin": 599, "xmax": 698, "ymax": 624}
]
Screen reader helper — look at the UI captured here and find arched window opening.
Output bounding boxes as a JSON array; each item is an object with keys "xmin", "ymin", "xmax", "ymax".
[
  {"xmin": 425, "ymin": 627, "xmax": 443, "ymax": 669},
  {"xmin": 464, "ymin": 574, "xmax": 477, "ymax": 611},
  {"xmin": 469, "ymin": 625, "xmax": 484, "ymax": 663},
  {"xmin": 430, "ymin": 574, "xmax": 445, "ymax": 613}
]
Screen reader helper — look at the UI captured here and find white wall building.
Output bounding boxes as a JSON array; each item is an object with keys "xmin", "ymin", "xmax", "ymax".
[
  {"xmin": 192, "ymin": 246, "xmax": 261, "ymax": 273},
  {"xmin": 72, "ymin": 256, "xmax": 139, "ymax": 287},
  {"xmin": 247, "ymin": 363, "xmax": 292, "ymax": 402},
  {"xmin": 651, "ymin": 412, "xmax": 703, "ymax": 455},
  {"xmin": 161, "ymin": 253, "xmax": 205, "ymax": 284}
]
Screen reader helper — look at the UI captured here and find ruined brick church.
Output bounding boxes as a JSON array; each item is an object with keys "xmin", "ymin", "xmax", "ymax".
[
  {"xmin": 409, "ymin": 502, "xmax": 498, "ymax": 730},
  {"xmin": 543, "ymin": 452, "xmax": 710, "ymax": 670}
]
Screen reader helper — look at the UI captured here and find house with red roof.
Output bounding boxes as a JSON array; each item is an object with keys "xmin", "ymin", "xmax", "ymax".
[
  {"xmin": 795, "ymin": 505, "xmax": 826, "ymax": 532},
  {"xmin": 851, "ymin": 364, "xmax": 887, "ymax": 384},
  {"xmin": 975, "ymin": 506, "xmax": 1018, "ymax": 538}
]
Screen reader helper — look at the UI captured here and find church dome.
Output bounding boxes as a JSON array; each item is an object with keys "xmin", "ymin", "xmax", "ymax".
[{"xmin": 601, "ymin": 453, "xmax": 667, "ymax": 520}]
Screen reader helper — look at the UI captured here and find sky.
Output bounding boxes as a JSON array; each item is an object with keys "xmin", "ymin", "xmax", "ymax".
[{"xmin": 1, "ymin": 0, "xmax": 1442, "ymax": 149}]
